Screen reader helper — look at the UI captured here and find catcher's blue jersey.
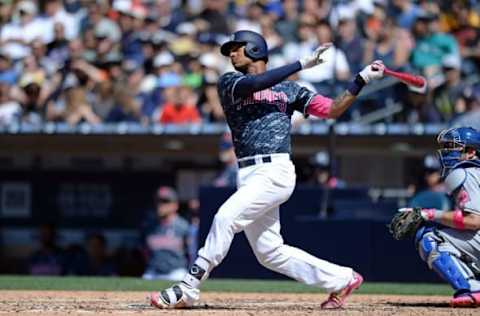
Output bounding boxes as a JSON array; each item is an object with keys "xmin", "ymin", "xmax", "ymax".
[{"xmin": 217, "ymin": 71, "xmax": 315, "ymax": 159}]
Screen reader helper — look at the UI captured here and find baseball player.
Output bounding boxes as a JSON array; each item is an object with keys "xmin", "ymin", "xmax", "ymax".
[
  {"xmin": 395, "ymin": 127, "xmax": 480, "ymax": 307},
  {"xmin": 150, "ymin": 30, "xmax": 385, "ymax": 309}
]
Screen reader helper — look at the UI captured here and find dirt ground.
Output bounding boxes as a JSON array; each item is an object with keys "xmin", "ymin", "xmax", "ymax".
[{"xmin": 0, "ymin": 291, "xmax": 478, "ymax": 316}]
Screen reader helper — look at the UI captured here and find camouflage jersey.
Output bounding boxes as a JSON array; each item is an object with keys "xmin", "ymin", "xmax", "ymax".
[{"xmin": 217, "ymin": 71, "xmax": 316, "ymax": 159}]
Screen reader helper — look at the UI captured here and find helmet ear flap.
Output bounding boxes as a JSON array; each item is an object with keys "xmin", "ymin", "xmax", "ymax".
[{"xmin": 244, "ymin": 42, "xmax": 260, "ymax": 60}]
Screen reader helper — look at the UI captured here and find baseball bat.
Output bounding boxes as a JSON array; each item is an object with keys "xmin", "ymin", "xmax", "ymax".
[{"xmin": 384, "ymin": 68, "xmax": 426, "ymax": 88}]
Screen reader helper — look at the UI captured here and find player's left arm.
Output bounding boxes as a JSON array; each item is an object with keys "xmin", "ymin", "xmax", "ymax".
[{"xmin": 305, "ymin": 60, "xmax": 385, "ymax": 119}]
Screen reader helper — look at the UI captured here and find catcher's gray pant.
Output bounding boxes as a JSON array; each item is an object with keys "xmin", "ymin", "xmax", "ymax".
[
  {"xmin": 418, "ymin": 226, "xmax": 480, "ymax": 292},
  {"xmin": 196, "ymin": 154, "xmax": 353, "ymax": 292}
]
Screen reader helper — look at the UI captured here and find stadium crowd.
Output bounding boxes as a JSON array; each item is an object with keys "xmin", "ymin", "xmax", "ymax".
[{"xmin": 0, "ymin": 0, "xmax": 478, "ymax": 127}]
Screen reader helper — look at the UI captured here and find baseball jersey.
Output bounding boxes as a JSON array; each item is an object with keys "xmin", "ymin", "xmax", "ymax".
[
  {"xmin": 144, "ymin": 215, "xmax": 190, "ymax": 274},
  {"xmin": 445, "ymin": 167, "xmax": 480, "ymax": 215},
  {"xmin": 217, "ymin": 71, "xmax": 315, "ymax": 159}
]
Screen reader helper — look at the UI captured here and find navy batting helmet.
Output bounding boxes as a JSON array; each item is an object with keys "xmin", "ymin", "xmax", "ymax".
[
  {"xmin": 437, "ymin": 127, "xmax": 480, "ymax": 176},
  {"xmin": 220, "ymin": 30, "xmax": 268, "ymax": 62}
]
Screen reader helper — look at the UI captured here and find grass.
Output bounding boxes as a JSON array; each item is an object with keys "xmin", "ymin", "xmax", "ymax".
[{"xmin": 0, "ymin": 276, "xmax": 452, "ymax": 296}]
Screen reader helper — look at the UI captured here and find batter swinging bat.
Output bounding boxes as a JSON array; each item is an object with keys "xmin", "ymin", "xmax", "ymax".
[{"xmin": 384, "ymin": 68, "xmax": 426, "ymax": 88}]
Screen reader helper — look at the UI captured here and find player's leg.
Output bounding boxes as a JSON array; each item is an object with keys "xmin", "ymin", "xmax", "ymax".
[
  {"xmin": 416, "ymin": 226, "xmax": 480, "ymax": 306},
  {"xmin": 151, "ymin": 157, "xmax": 296, "ymax": 308},
  {"xmin": 244, "ymin": 206, "xmax": 361, "ymax": 309}
]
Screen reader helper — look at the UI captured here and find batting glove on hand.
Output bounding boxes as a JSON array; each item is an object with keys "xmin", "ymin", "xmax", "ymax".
[
  {"xmin": 299, "ymin": 43, "xmax": 332, "ymax": 69},
  {"xmin": 358, "ymin": 60, "xmax": 385, "ymax": 83},
  {"xmin": 397, "ymin": 207, "xmax": 437, "ymax": 221}
]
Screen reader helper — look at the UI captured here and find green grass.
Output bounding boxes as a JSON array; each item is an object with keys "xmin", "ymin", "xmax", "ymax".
[{"xmin": 0, "ymin": 276, "xmax": 452, "ymax": 296}]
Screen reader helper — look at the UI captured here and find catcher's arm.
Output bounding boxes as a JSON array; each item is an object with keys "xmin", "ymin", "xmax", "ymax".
[{"xmin": 412, "ymin": 207, "xmax": 480, "ymax": 230}]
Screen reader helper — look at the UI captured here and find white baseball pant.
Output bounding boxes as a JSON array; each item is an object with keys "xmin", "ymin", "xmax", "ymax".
[{"xmin": 197, "ymin": 153, "xmax": 353, "ymax": 292}]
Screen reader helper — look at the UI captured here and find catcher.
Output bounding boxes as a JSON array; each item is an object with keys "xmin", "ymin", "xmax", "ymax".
[{"xmin": 389, "ymin": 127, "xmax": 480, "ymax": 307}]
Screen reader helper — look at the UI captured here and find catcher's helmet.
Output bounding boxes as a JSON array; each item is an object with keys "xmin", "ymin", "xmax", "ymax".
[
  {"xmin": 220, "ymin": 30, "xmax": 268, "ymax": 62},
  {"xmin": 437, "ymin": 127, "xmax": 480, "ymax": 176}
]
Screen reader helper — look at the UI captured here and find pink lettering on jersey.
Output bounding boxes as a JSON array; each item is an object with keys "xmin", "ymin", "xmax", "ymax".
[
  {"xmin": 242, "ymin": 89, "xmax": 288, "ymax": 112},
  {"xmin": 456, "ymin": 189, "xmax": 470, "ymax": 208}
]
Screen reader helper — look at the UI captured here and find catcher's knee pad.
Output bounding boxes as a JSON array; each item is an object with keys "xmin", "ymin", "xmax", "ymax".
[{"xmin": 416, "ymin": 228, "xmax": 471, "ymax": 291}]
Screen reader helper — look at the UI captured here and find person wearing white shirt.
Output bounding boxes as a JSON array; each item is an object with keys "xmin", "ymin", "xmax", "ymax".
[
  {"xmin": 0, "ymin": 1, "xmax": 43, "ymax": 60},
  {"xmin": 37, "ymin": 0, "xmax": 79, "ymax": 44}
]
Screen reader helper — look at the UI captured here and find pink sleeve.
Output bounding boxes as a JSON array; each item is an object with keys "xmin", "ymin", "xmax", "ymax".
[{"xmin": 306, "ymin": 94, "xmax": 332, "ymax": 119}]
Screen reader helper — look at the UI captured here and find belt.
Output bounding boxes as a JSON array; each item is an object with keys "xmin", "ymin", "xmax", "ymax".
[{"xmin": 238, "ymin": 155, "xmax": 272, "ymax": 168}]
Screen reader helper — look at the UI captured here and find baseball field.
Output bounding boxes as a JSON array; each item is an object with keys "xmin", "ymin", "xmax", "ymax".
[{"xmin": 0, "ymin": 276, "xmax": 477, "ymax": 315}]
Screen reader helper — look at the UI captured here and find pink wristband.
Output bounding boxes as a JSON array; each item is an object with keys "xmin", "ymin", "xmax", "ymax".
[
  {"xmin": 453, "ymin": 210, "xmax": 465, "ymax": 230},
  {"xmin": 423, "ymin": 208, "xmax": 437, "ymax": 221}
]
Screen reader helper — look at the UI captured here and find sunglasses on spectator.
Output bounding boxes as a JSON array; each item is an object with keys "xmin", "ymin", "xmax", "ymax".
[{"xmin": 155, "ymin": 197, "xmax": 174, "ymax": 204}]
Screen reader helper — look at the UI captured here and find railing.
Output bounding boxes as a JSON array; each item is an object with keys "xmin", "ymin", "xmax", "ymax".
[{"xmin": 0, "ymin": 121, "xmax": 448, "ymax": 136}]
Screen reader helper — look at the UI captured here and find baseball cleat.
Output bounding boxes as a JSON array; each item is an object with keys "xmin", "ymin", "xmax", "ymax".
[
  {"xmin": 149, "ymin": 283, "xmax": 200, "ymax": 309},
  {"xmin": 450, "ymin": 291, "xmax": 480, "ymax": 307},
  {"xmin": 320, "ymin": 272, "xmax": 363, "ymax": 309}
]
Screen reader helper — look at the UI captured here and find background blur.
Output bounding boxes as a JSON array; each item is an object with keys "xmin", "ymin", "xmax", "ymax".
[{"xmin": 0, "ymin": 0, "xmax": 479, "ymax": 282}]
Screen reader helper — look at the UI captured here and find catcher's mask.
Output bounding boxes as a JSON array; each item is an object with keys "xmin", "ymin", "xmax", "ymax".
[{"xmin": 436, "ymin": 127, "xmax": 480, "ymax": 177}]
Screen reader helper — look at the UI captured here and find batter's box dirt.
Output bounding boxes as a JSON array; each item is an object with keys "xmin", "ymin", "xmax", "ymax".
[{"xmin": 0, "ymin": 290, "xmax": 478, "ymax": 316}]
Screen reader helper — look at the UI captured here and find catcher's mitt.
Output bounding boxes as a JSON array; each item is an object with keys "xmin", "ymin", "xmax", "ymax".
[{"xmin": 388, "ymin": 207, "xmax": 424, "ymax": 240}]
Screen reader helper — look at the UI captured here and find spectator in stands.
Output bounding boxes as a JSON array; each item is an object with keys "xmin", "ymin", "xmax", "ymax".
[
  {"xmin": 410, "ymin": 12, "xmax": 460, "ymax": 81},
  {"xmin": 409, "ymin": 154, "xmax": 450, "ymax": 211},
  {"xmin": 0, "ymin": 81, "xmax": 21, "ymax": 126},
  {"xmin": 276, "ymin": 0, "xmax": 299, "ymax": 44},
  {"xmin": 447, "ymin": 2, "xmax": 480, "ymax": 74},
  {"xmin": 28, "ymin": 223, "xmax": 64, "ymax": 275},
  {"xmin": 450, "ymin": 85, "xmax": 480, "ymax": 130},
  {"xmin": 363, "ymin": 17, "xmax": 412, "ymax": 70},
  {"xmin": 0, "ymin": 52, "xmax": 18, "ymax": 86},
  {"xmin": 105, "ymin": 84, "xmax": 144, "ymax": 124},
  {"xmin": 213, "ymin": 132, "xmax": 237, "ymax": 187},
  {"xmin": 310, "ymin": 20, "xmax": 350, "ymax": 93},
  {"xmin": 234, "ymin": 1, "xmax": 263, "ymax": 34},
  {"xmin": 308, "ymin": 151, "xmax": 346, "ymax": 189},
  {"xmin": 194, "ymin": 0, "xmax": 230, "ymax": 35},
  {"xmin": 47, "ymin": 22, "xmax": 70, "ymax": 63},
  {"xmin": 0, "ymin": 0, "xmax": 13, "ymax": 25},
  {"xmin": 84, "ymin": 232, "xmax": 116, "ymax": 276},
  {"xmin": 399, "ymin": 83, "xmax": 442, "ymax": 123},
  {"xmin": 0, "ymin": 0, "xmax": 42, "ymax": 60},
  {"xmin": 391, "ymin": 0, "xmax": 422, "ymax": 30},
  {"xmin": 158, "ymin": 86, "xmax": 201, "ymax": 124},
  {"xmin": 336, "ymin": 13, "xmax": 364, "ymax": 75},
  {"xmin": 38, "ymin": 0, "xmax": 79, "ymax": 44},
  {"xmin": 17, "ymin": 82, "xmax": 43, "ymax": 124},
  {"xmin": 260, "ymin": 15, "xmax": 283, "ymax": 55},
  {"xmin": 196, "ymin": 55, "xmax": 224, "ymax": 122},
  {"xmin": 432, "ymin": 54, "xmax": 467, "ymax": 122},
  {"xmin": 142, "ymin": 186, "xmax": 190, "ymax": 281},
  {"xmin": 80, "ymin": 0, "xmax": 121, "ymax": 44}
]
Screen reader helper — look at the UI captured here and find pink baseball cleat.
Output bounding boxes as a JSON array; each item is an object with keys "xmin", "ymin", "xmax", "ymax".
[
  {"xmin": 149, "ymin": 283, "xmax": 199, "ymax": 309},
  {"xmin": 320, "ymin": 272, "xmax": 363, "ymax": 309},
  {"xmin": 450, "ymin": 292, "xmax": 480, "ymax": 307}
]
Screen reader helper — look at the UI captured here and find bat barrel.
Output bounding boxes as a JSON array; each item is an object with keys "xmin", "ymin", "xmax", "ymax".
[{"xmin": 384, "ymin": 68, "xmax": 426, "ymax": 88}]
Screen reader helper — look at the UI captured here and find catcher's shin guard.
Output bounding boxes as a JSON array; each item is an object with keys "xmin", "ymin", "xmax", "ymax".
[{"xmin": 416, "ymin": 227, "xmax": 472, "ymax": 292}]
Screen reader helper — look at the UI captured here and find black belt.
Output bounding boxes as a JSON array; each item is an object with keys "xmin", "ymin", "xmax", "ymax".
[{"xmin": 238, "ymin": 155, "xmax": 272, "ymax": 168}]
